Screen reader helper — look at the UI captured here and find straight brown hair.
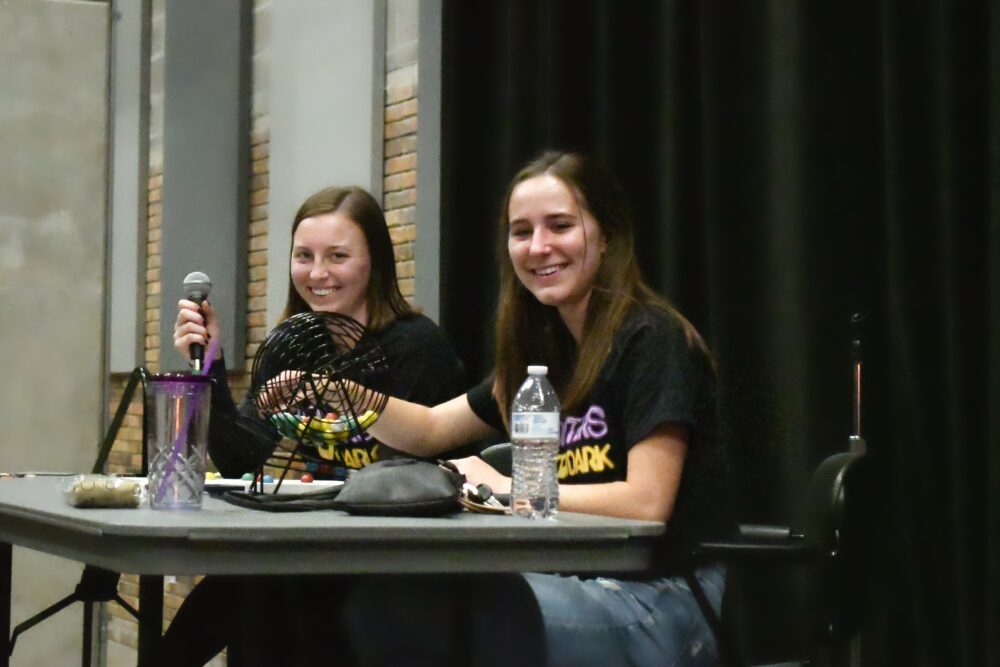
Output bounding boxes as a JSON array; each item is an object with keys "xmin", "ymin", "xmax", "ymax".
[
  {"xmin": 280, "ymin": 186, "xmax": 414, "ymax": 331},
  {"xmin": 492, "ymin": 152, "xmax": 711, "ymax": 424}
]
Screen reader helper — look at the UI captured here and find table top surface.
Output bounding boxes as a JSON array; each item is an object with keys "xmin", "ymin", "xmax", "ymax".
[{"xmin": 0, "ymin": 477, "xmax": 665, "ymax": 576}]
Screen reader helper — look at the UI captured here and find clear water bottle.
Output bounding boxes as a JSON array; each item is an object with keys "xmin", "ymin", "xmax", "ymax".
[{"xmin": 510, "ymin": 365, "xmax": 560, "ymax": 519}]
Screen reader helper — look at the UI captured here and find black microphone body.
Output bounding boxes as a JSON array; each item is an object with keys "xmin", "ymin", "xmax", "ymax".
[{"xmin": 183, "ymin": 271, "xmax": 213, "ymax": 370}]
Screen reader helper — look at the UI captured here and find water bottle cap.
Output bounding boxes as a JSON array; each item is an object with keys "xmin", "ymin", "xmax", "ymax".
[{"xmin": 527, "ymin": 365, "xmax": 548, "ymax": 375}]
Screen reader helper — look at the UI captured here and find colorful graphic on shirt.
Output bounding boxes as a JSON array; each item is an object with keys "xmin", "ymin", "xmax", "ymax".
[
  {"xmin": 562, "ymin": 405, "xmax": 609, "ymax": 444},
  {"xmin": 557, "ymin": 404, "xmax": 615, "ymax": 480},
  {"xmin": 315, "ymin": 432, "xmax": 379, "ymax": 469},
  {"xmin": 270, "ymin": 411, "xmax": 381, "ymax": 470}
]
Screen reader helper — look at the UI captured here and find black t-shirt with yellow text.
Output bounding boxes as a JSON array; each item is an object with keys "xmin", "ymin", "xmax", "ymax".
[
  {"xmin": 467, "ymin": 304, "xmax": 731, "ymax": 568},
  {"xmin": 208, "ymin": 313, "xmax": 467, "ymax": 479}
]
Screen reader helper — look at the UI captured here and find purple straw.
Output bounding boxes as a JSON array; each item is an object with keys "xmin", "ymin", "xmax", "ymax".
[{"xmin": 153, "ymin": 337, "xmax": 220, "ymax": 504}]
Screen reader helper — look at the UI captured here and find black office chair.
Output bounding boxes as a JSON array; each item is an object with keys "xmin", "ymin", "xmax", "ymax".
[
  {"xmin": 685, "ymin": 448, "xmax": 871, "ymax": 666},
  {"xmin": 685, "ymin": 315, "xmax": 873, "ymax": 666},
  {"xmin": 7, "ymin": 367, "xmax": 148, "ymax": 664},
  {"xmin": 481, "ymin": 440, "xmax": 870, "ymax": 666}
]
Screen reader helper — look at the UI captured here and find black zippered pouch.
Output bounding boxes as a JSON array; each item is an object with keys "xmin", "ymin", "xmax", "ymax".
[
  {"xmin": 332, "ymin": 458, "xmax": 464, "ymax": 516},
  {"xmin": 220, "ymin": 458, "xmax": 464, "ymax": 517}
]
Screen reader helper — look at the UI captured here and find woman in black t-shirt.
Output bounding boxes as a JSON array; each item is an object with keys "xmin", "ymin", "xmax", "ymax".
[
  {"xmin": 172, "ymin": 185, "xmax": 466, "ymax": 479},
  {"xmin": 351, "ymin": 152, "xmax": 731, "ymax": 666},
  {"xmin": 161, "ymin": 186, "xmax": 466, "ymax": 666}
]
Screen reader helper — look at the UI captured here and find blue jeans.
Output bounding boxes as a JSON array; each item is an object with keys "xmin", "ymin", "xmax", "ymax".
[{"xmin": 523, "ymin": 564, "xmax": 725, "ymax": 667}]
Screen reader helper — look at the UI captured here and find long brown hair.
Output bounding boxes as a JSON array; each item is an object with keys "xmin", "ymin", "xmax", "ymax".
[
  {"xmin": 493, "ymin": 152, "xmax": 711, "ymax": 423},
  {"xmin": 280, "ymin": 186, "xmax": 414, "ymax": 330}
]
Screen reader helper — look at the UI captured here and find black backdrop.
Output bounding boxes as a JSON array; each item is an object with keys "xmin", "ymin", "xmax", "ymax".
[{"xmin": 437, "ymin": 1, "xmax": 998, "ymax": 664}]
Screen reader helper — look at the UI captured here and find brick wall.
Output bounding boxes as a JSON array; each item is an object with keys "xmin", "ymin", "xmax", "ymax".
[
  {"xmin": 384, "ymin": 73, "xmax": 417, "ymax": 300},
  {"xmin": 247, "ymin": 130, "xmax": 270, "ymax": 364}
]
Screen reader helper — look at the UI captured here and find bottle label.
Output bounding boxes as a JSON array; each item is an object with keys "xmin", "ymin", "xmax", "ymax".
[{"xmin": 511, "ymin": 412, "xmax": 560, "ymax": 439}]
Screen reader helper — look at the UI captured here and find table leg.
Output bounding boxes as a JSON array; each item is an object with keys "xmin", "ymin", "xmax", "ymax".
[
  {"xmin": 137, "ymin": 575, "xmax": 162, "ymax": 666},
  {"xmin": 81, "ymin": 599, "xmax": 94, "ymax": 667},
  {"xmin": 1, "ymin": 542, "xmax": 11, "ymax": 667}
]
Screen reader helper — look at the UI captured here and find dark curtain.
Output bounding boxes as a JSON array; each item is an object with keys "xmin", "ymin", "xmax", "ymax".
[{"xmin": 438, "ymin": 0, "xmax": 999, "ymax": 664}]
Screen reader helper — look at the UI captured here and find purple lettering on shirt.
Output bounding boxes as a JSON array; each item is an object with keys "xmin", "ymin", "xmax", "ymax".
[{"xmin": 562, "ymin": 405, "xmax": 608, "ymax": 445}]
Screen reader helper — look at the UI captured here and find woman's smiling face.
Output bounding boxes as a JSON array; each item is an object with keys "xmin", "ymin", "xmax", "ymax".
[
  {"xmin": 289, "ymin": 212, "xmax": 371, "ymax": 325},
  {"xmin": 506, "ymin": 174, "xmax": 606, "ymax": 331}
]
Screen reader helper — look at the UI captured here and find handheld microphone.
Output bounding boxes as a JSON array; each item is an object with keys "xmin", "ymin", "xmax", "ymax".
[{"xmin": 183, "ymin": 271, "xmax": 212, "ymax": 371}]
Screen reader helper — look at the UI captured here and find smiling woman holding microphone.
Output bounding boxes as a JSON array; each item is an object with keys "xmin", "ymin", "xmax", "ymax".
[
  {"xmin": 160, "ymin": 185, "xmax": 466, "ymax": 666},
  {"xmin": 172, "ymin": 185, "xmax": 466, "ymax": 481}
]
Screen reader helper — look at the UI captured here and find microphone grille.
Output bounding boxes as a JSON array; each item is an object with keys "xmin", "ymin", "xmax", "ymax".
[{"xmin": 183, "ymin": 271, "xmax": 212, "ymax": 300}]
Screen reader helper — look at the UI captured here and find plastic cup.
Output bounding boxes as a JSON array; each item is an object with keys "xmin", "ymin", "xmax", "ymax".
[{"xmin": 146, "ymin": 374, "xmax": 212, "ymax": 510}]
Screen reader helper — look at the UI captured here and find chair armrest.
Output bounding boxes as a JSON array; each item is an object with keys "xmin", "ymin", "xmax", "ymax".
[
  {"xmin": 693, "ymin": 524, "xmax": 823, "ymax": 562},
  {"xmin": 739, "ymin": 523, "xmax": 792, "ymax": 539},
  {"xmin": 480, "ymin": 442, "xmax": 513, "ymax": 477}
]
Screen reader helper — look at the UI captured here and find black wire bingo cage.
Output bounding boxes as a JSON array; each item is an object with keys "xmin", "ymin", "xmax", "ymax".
[{"xmin": 248, "ymin": 311, "xmax": 390, "ymax": 488}]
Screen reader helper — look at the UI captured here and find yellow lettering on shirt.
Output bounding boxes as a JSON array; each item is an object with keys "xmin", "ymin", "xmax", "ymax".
[
  {"xmin": 316, "ymin": 443, "xmax": 340, "ymax": 462},
  {"xmin": 314, "ymin": 440, "xmax": 379, "ymax": 468},
  {"xmin": 341, "ymin": 447, "xmax": 374, "ymax": 470},
  {"xmin": 556, "ymin": 444, "xmax": 614, "ymax": 480},
  {"xmin": 353, "ymin": 448, "xmax": 372, "ymax": 468}
]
